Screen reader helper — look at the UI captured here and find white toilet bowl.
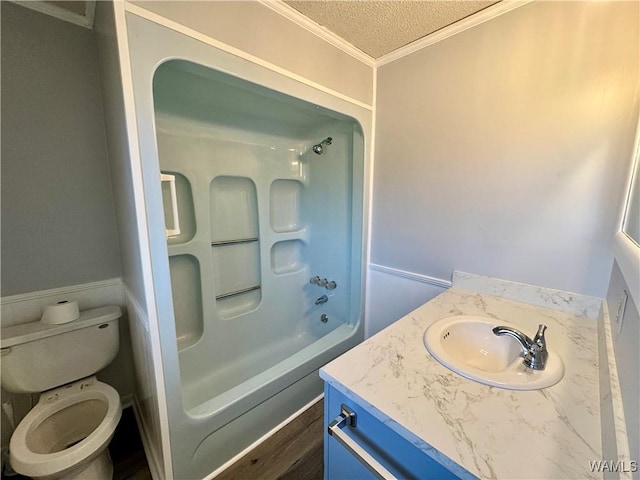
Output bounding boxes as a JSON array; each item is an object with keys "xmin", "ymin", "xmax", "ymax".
[{"xmin": 9, "ymin": 377, "xmax": 122, "ymax": 480}]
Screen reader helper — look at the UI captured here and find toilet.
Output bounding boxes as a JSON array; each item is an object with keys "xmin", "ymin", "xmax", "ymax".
[{"xmin": 1, "ymin": 306, "xmax": 123, "ymax": 480}]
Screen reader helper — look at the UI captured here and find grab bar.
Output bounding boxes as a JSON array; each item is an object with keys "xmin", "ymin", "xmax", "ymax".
[
  {"xmin": 160, "ymin": 173, "xmax": 181, "ymax": 238},
  {"xmin": 215, "ymin": 285, "xmax": 261, "ymax": 301},
  {"xmin": 328, "ymin": 404, "xmax": 397, "ymax": 480},
  {"xmin": 211, "ymin": 238, "xmax": 259, "ymax": 246}
]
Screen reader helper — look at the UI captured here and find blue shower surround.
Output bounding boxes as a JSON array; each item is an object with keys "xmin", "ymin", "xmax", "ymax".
[
  {"xmin": 126, "ymin": 13, "xmax": 368, "ymax": 478},
  {"xmin": 154, "ymin": 58, "xmax": 364, "ymax": 412}
]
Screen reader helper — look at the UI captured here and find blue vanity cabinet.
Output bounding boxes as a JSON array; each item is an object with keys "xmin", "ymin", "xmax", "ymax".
[{"xmin": 324, "ymin": 383, "xmax": 462, "ymax": 480}]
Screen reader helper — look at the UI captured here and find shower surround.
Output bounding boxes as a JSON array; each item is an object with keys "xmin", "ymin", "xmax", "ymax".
[{"xmin": 123, "ymin": 13, "xmax": 371, "ymax": 479}]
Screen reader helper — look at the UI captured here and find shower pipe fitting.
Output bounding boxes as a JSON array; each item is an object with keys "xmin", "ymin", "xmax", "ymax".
[{"xmin": 312, "ymin": 137, "xmax": 332, "ymax": 155}]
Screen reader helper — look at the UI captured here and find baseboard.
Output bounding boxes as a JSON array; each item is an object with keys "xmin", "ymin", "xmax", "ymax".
[{"xmin": 132, "ymin": 398, "xmax": 165, "ymax": 480}]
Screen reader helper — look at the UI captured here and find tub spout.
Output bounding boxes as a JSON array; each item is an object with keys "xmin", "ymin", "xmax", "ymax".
[{"xmin": 315, "ymin": 295, "xmax": 329, "ymax": 305}]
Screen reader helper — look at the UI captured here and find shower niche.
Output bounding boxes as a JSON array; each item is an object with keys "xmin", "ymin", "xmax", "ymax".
[
  {"xmin": 169, "ymin": 254, "xmax": 203, "ymax": 350},
  {"xmin": 271, "ymin": 240, "xmax": 305, "ymax": 275},
  {"xmin": 270, "ymin": 179, "xmax": 302, "ymax": 233},
  {"xmin": 163, "ymin": 170, "xmax": 202, "ymax": 350},
  {"xmin": 270, "ymin": 179, "xmax": 305, "ymax": 275}
]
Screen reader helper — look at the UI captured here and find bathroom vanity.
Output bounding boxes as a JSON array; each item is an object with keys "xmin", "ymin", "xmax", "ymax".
[{"xmin": 321, "ymin": 273, "xmax": 618, "ymax": 479}]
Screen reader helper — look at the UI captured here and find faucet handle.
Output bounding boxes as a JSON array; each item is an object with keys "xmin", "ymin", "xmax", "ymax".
[
  {"xmin": 533, "ymin": 324, "xmax": 547, "ymax": 345},
  {"xmin": 525, "ymin": 324, "xmax": 548, "ymax": 370}
]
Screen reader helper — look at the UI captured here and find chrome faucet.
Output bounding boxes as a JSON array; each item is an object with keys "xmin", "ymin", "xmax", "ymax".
[
  {"xmin": 492, "ymin": 324, "xmax": 548, "ymax": 370},
  {"xmin": 315, "ymin": 295, "xmax": 329, "ymax": 305},
  {"xmin": 312, "ymin": 137, "xmax": 332, "ymax": 155}
]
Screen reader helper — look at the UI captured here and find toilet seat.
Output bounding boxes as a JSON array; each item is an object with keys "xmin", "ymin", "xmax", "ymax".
[{"xmin": 9, "ymin": 377, "xmax": 122, "ymax": 479}]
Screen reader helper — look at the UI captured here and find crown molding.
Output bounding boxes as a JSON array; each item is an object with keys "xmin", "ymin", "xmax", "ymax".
[
  {"xmin": 262, "ymin": 1, "xmax": 533, "ymax": 69},
  {"xmin": 376, "ymin": 0, "xmax": 534, "ymax": 67},
  {"xmin": 259, "ymin": 0, "xmax": 376, "ymax": 68}
]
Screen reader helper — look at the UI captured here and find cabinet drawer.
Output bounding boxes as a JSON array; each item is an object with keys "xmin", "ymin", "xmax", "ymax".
[{"xmin": 324, "ymin": 384, "xmax": 461, "ymax": 480}]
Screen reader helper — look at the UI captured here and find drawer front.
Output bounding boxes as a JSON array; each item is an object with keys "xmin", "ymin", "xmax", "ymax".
[{"xmin": 324, "ymin": 384, "xmax": 461, "ymax": 480}]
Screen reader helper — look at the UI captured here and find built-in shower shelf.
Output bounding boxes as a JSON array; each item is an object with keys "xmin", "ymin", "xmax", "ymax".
[
  {"xmin": 215, "ymin": 284, "xmax": 261, "ymax": 301},
  {"xmin": 210, "ymin": 175, "xmax": 262, "ymax": 318},
  {"xmin": 211, "ymin": 238, "xmax": 259, "ymax": 246},
  {"xmin": 168, "ymin": 254, "xmax": 203, "ymax": 351}
]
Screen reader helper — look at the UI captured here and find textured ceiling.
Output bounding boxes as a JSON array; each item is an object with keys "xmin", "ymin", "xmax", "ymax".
[{"xmin": 285, "ymin": 1, "xmax": 499, "ymax": 58}]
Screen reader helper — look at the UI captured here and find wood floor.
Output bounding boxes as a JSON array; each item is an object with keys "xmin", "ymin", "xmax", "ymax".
[
  {"xmin": 121, "ymin": 400, "xmax": 324, "ymax": 480},
  {"xmin": 216, "ymin": 400, "xmax": 324, "ymax": 480},
  {"xmin": 2, "ymin": 401, "xmax": 324, "ymax": 480},
  {"xmin": 111, "ymin": 407, "xmax": 153, "ymax": 480}
]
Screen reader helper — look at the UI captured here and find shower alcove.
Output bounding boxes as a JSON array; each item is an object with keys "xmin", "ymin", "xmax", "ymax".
[{"xmin": 124, "ymin": 11, "xmax": 370, "ymax": 478}]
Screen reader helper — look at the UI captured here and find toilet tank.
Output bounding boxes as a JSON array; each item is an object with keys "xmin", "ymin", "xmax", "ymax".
[{"xmin": 1, "ymin": 306, "xmax": 121, "ymax": 394}]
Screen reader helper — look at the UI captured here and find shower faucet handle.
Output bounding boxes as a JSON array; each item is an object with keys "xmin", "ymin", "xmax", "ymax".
[
  {"xmin": 310, "ymin": 276, "xmax": 337, "ymax": 290},
  {"xmin": 319, "ymin": 278, "xmax": 337, "ymax": 290}
]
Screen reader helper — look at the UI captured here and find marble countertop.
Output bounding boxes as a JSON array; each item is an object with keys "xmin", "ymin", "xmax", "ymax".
[{"xmin": 320, "ymin": 275, "xmax": 603, "ymax": 479}]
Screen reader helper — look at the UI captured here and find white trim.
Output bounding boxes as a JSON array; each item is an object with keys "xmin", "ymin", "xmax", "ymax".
[
  {"xmin": 618, "ymin": 90, "xmax": 640, "ymax": 232},
  {"xmin": 369, "ymin": 264, "xmax": 452, "ymax": 289},
  {"xmin": 122, "ymin": 284, "xmax": 149, "ymax": 333},
  {"xmin": 367, "ymin": 66, "xmax": 378, "ymax": 275},
  {"xmin": 376, "ymin": 0, "xmax": 534, "ymax": 67},
  {"xmin": 205, "ymin": 393, "xmax": 324, "ymax": 479},
  {"xmin": 112, "ymin": 2, "xmax": 174, "ymax": 478},
  {"xmin": 612, "ymin": 232, "xmax": 640, "ymax": 313},
  {"xmin": 258, "ymin": 0, "xmax": 375, "ymax": 68},
  {"xmin": 601, "ymin": 302, "xmax": 632, "ymax": 476},
  {"xmin": 10, "ymin": 0, "xmax": 95, "ymax": 29},
  {"xmin": 364, "ymin": 67, "xmax": 378, "ymax": 332},
  {"xmin": 132, "ymin": 398, "xmax": 164, "ymax": 480},
  {"xmin": 613, "ymin": 88, "xmax": 640, "ymax": 311},
  {"xmin": 123, "ymin": 2, "xmax": 373, "ymax": 112},
  {"xmin": 125, "ymin": 285, "xmax": 163, "ymax": 480}
]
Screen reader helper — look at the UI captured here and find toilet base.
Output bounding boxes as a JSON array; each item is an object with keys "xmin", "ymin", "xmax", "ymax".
[{"xmin": 33, "ymin": 449, "xmax": 113, "ymax": 480}]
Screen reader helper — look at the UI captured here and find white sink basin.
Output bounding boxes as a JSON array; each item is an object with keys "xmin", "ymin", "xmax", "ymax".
[{"xmin": 423, "ymin": 315, "xmax": 564, "ymax": 390}]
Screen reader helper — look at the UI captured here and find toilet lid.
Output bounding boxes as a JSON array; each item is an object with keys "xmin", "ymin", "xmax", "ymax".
[{"xmin": 9, "ymin": 379, "xmax": 122, "ymax": 478}]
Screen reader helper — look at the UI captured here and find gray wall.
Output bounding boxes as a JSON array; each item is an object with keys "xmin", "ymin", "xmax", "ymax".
[
  {"xmin": 372, "ymin": 0, "xmax": 639, "ymax": 298},
  {"xmin": 1, "ymin": 1, "xmax": 122, "ymax": 296},
  {"xmin": 606, "ymin": 260, "xmax": 640, "ymax": 461}
]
